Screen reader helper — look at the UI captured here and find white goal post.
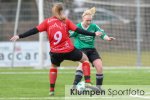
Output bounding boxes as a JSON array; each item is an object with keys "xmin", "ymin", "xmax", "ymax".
[
  {"xmin": 11, "ymin": 0, "xmax": 49, "ymax": 68},
  {"xmin": 37, "ymin": 0, "xmax": 49, "ymax": 69}
]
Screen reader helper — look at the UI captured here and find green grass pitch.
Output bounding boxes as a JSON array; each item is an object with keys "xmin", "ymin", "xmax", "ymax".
[{"xmin": 0, "ymin": 67, "xmax": 150, "ymax": 100}]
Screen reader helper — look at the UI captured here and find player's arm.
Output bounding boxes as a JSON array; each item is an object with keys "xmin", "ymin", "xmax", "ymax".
[
  {"xmin": 10, "ymin": 19, "xmax": 47, "ymax": 41},
  {"xmin": 67, "ymin": 19, "xmax": 102, "ymax": 36},
  {"xmin": 103, "ymin": 35, "xmax": 116, "ymax": 41},
  {"xmin": 95, "ymin": 25, "xmax": 115, "ymax": 41},
  {"xmin": 75, "ymin": 28, "xmax": 101, "ymax": 36},
  {"xmin": 10, "ymin": 27, "xmax": 39, "ymax": 41},
  {"xmin": 19, "ymin": 27, "xmax": 39, "ymax": 38},
  {"xmin": 69, "ymin": 30, "xmax": 77, "ymax": 38},
  {"xmin": 69, "ymin": 28, "xmax": 97, "ymax": 37}
]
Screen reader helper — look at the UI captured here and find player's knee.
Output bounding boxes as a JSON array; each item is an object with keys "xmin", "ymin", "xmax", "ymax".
[
  {"xmin": 76, "ymin": 63, "xmax": 83, "ymax": 70},
  {"xmin": 80, "ymin": 53, "xmax": 89, "ymax": 63},
  {"xmin": 76, "ymin": 67, "xmax": 80, "ymax": 70},
  {"xmin": 82, "ymin": 61, "xmax": 90, "ymax": 64},
  {"xmin": 93, "ymin": 59, "xmax": 102, "ymax": 66},
  {"xmin": 51, "ymin": 64, "xmax": 58, "ymax": 68},
  {"xmin": 95, "ymin": 65, "xmax": 103, "ymax": 74}
]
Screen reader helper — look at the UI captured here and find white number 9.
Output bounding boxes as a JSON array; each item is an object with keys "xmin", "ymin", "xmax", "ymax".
[{"xmin": 54, "ymin": 31, "xmax": 62, "ymax": 45}]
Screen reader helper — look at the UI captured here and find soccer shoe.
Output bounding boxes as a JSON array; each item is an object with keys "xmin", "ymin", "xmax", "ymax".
[
  {"xmin": 72, "ymin": 85, "xmax": 77, "ymax": 89},
  {"xmin": 96, "ymin": 86, "xmax": 105, "ymax": 92},
  {"xmin": 85, "ymin": 83, "xmax": 100, "ymax": 91},
  {"xmin": 85, "ymin": 82, "xmax": 93, "ymax": 87},
  {"xmin": 49, "ymin": 91, "xmax": 54, "ymax": 96}
]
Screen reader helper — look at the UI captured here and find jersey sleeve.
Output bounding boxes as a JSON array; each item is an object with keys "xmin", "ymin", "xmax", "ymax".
[
  {"xmin": 69, "ymin": 23, "xmax": 80, "ymax": 37},
  {"xmin": 69, "ymin": 30, "xmax": 78, "ymax": 37},
  {"xmin": 95, "ymin": 25, "xmax": 107, "ymax": 40},
  {"xmin": 36, "ymin": 19, "xmax": 48, "ymax": 32},
  {"xmin": 66, "ymin": 19, "xmax": 77, "ymax": 31}
]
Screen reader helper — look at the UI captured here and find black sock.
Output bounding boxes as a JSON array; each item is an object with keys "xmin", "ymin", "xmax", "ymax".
[
  {"xmin": 73, "ymin": 70, "xmax": 83, "ymax": 85},
  {"xmin": 96, "ymin": 74, "xmax": 103, "ymax": 88},
  {"xmin": 84, "ymin": 76, "xmax": 91, "ymax": 83}
]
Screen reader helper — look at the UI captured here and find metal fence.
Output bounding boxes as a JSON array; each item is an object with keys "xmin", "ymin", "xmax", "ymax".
[{"xmin": 0, "ymin": 0, "xmax": 150, "ymax": 67}]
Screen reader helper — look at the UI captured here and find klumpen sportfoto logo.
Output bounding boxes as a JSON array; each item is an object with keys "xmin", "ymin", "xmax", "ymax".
[{"xmin": 70, "ymin": 88, "xmax": 145, "ymax": 97}]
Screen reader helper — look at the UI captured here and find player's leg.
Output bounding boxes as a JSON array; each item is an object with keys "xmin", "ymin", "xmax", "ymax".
[
  {"xmin": 73, "ymin": 62, "xmax": 83, "ymax": 85},
  {"xmin": 49, "ymin": 64, "xmax": 58, "ymax": 96},
  {"xmin": 92, "ymin": 59, "xmax": 104, "ymax": 89},
  {"xmin": 72, "ymin": 52, "xmax": 97, "ymax": 90},
  {"xmin": 49, "ymin": 52, "xmax": 63, "ymax": 96},
  {"xmin": 79, "ymin": 52, "xmax": 91, "ymax": 83},
  {"xmin": 65, "ymin": 48, "xmax": 91, "ymax": 84},
  {"xmin": 89, "ymin": 49, "xmax": 104, "ymax": 90},
  {"xmin": 73, "ymin": 49, "xmax": 84, "ymax": 86}
]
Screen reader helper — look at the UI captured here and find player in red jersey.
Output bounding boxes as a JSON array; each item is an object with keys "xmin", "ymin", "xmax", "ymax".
[{"xmin": 10, "ymin": 3, "xmax": 102, "ymax": 96}]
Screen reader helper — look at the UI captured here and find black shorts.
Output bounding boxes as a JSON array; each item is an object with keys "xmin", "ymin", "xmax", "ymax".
[
  {"xmin": 49, "ymin": 48, "xmax": 82, "ymax": 66},
  {"xmin": 80, "ymin": 48, "xmax": 101, "ymax": 64}
]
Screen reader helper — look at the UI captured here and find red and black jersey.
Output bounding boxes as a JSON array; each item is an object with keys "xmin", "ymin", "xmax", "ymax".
[{"xmin": 36, "ymin": 17, "xmax": 77, "ymax": 53}]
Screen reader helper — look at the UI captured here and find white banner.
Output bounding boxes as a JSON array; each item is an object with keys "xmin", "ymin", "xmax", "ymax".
[{"xmin": 0, "ymin": 42, "xmax": 51, "ymax": 67}]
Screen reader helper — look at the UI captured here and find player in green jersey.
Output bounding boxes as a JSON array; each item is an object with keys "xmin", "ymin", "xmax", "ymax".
[{"xmin": 70, "ymin": 7, "xmax": 115, "ymax": 90}]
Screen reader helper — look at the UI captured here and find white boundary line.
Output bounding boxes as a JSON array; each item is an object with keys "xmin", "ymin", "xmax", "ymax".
[
  {"xmin": 0, "ymin": 96, "xmax": 150, "ymax": 100},
  {"xmin": 0, "ymin": 68, "xmax": 150, "ymax": 75},
  {"xmin": 55, "ymin": 66, "xmax": 150, "ymax": 70},
  {"xmin": 49, "ymin": 66, "xmax": 150, "ymax": 70},
  {"xmin": 146, "ymin": 92, "xmax": 150, "ymax": 95},
  {"xmin": 130, "ymin": 94, "xmax": 150, "ymax": 99},
  {"xmin": 0, "ymin": 97, "xmax": 63, "ymax": 100},
  {"xmin": 0, "ymin": 70, "xmax": 150, "ymax": 75},
  {"xmin": 1, "ymin": 66, "xmax": 150, "ymax": 70}
]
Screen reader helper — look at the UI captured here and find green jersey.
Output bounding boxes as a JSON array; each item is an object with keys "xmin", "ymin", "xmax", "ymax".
[{"xmin": 70, "ymin": 23, "xmax": 107, "ymax": 49}]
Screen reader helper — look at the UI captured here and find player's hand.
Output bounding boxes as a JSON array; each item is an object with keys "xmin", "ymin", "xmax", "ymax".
[
  {"xmin": 10, "ymin": 35, "xmax": 19, "ymax": 41},
  {"xmin": 95, "ymin": 32, "xmax": 102, "ymax": 36},
  {"xmin": 108, "ymin": 37, "xmax": 116, "ymax": 41}
]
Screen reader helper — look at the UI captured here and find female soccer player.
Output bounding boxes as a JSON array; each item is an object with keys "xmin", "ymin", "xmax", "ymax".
[
  {"xmin": 10, "ymin": 3, "xmax": 102, "ymax": 96},
  {"xmin": 70, "ymin": 7, "xmax": 115, "ymax": 90}
]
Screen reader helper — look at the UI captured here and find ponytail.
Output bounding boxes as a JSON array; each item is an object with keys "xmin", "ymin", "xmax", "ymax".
[
  {"xmin": 52, "ymin": 3, "xmax": 66, "ymax": 21},
  {"xmin": 82, "ymin": 7, "xmax": 96, "ymax": 17}
]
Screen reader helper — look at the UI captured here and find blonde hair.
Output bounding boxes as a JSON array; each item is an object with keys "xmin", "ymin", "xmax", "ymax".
[
  {"xmin": 52, "ymin": 3, "xmax": 66, "ymax": 21},
  {"xmin": 82, "ymin": 7, "xmax": 96, "ymax": 17}
]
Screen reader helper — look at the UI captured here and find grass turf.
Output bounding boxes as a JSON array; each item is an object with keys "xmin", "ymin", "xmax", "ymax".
[{"xmin": 0, "ymin": 67, "xmax": 150, "ymax": 99}]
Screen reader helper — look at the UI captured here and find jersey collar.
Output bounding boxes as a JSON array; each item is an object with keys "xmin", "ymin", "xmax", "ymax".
[{"xmin": 81, "ymin": 22, "xmax": 90, "ymax": 30}]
